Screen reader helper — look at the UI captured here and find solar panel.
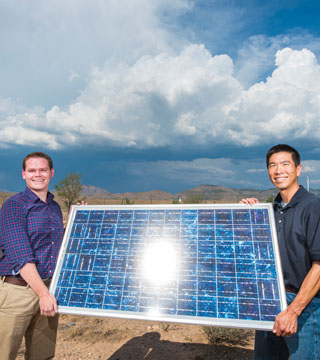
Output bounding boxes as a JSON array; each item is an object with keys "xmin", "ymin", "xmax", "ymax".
[{"xmin": 50, "ymin": 204, "xmax": 286, "ymax": 330}]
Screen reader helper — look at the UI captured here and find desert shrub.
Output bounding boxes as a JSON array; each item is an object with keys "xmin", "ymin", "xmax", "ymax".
[
  {"xmin": 68, "ymin": 328, "xmax": 85, "ymax": 339},
  {"xmin": 122, "ymin": 197, "xmax": 134, "ymax": 204},
  {"xmin": 202, "ymin": 326, "xmax": 253, "ymax": 346},
  {"xmin": 160, "ymin": 322, "xmax": 170, "ymax": 332},
  {"xmin": 66, "ymin": 325, "xmax": 119, "ymax": 342}
]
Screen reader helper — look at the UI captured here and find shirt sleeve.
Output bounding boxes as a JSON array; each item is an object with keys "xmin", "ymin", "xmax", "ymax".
[
  {"xmin": 0, "ymin": 198, "xmax": 36, "ymax": 274},
  {"xmin": 305, "ymin": 200, "xmax": 320, "ymax": 261}
]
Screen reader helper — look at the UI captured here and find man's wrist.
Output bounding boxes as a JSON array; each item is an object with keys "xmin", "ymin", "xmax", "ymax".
[
  {"xmin": 36, "ymin": 281, "xmax": 51, "ymax": 297},
  {"xmin": 286, "ymin": 302, "xmax": 303, "ymax": 317}
]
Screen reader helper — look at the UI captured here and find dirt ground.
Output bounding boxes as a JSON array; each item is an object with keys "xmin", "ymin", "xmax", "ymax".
[{"xmin": 18, "ymin": 314, "xmax": 254, "ymax": 359}]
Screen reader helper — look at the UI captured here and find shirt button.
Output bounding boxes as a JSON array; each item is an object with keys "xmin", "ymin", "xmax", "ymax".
[
  {"xmin": 52, "ymin": 242, "xmax": 54, "ymax": 244},
  {"xmin": 280, "ymin": 211, "xmax": 283, "ymax": 214},
  {"xmin": 279, "ymin": 220, "xmax": 282, "ymax": 223}
]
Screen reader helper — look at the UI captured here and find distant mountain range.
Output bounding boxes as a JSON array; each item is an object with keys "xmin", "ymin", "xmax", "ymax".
[
  {"xmin": 80, "ymin": 184, "xmax": 278, "ymax": 202},
  {"xmin": 2, "ymin": 184, "xmax": 316, "ymax": 203}
]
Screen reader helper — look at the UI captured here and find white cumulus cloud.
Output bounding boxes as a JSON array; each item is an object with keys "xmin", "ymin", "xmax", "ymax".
[
  {"xmin": 230, "ymin": 47, "xmax": 320, "ymax": 146},
  {"xmin": 1, "ymin": 46, "xmax": 320, "ymax": 150}
]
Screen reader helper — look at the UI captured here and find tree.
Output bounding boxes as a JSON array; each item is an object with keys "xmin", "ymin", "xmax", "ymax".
[
  {"xmin": 55, "ymin": 173, "xmax": 83, "ymax": 210},
  {"xmin": 121, "ymin": 197, "xmax": 134, "ymax": 205}
]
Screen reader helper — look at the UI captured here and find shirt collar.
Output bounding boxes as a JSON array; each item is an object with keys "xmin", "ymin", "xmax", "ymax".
[
  {"xmin": 23, "ymin": 186, "xmax": 54, "ymax": 204},
  {"xmin": 274, "ymin": 185, "xmax": 306, "ymax": 209}
]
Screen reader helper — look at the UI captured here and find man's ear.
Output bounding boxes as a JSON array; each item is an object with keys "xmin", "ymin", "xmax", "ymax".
[
  {"xmin": 50, "ymin": 168, "xmax": 55, "ymax": 178},
  {"xmin": 297, "ymin": 164, "xmax": 302, "ymax": 177},
  {"xmin": 22, "ymin": 170, "xmax": 26, "ymax": 180}
]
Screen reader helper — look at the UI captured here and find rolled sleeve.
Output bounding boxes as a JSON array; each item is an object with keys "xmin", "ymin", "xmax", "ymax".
[{"xmin": 0, "ymin": 199, "xmax": 36, "ymax": 274}]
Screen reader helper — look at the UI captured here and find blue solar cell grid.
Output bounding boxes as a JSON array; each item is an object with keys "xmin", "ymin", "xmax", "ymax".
[{"xmin": 50, "ymin": 204, "xmax": 286, "ymax": 330}]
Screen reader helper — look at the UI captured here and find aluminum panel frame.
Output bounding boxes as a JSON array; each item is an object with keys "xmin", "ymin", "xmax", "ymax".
[{"xmin": 50, "ymin": 203, "xmax": 286, "ymax": 330}]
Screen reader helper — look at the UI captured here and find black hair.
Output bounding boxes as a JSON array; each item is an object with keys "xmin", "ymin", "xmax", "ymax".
[{"xmin": 266, "ymin": 144, "xmax": 300, "ymax": 168}]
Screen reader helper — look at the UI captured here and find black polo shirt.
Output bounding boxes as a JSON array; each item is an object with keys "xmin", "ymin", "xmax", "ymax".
[{"xmin": 274, "ymin": 186, "xmax": 320, "ymax": 293}]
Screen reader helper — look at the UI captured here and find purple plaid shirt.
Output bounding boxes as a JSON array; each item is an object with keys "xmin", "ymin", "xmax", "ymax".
[{"xmin": 0, "ymin": 187, "xmax": 64, "ymax": 278}]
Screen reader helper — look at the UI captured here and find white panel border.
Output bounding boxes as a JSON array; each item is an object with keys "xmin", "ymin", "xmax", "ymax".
[{"xmin": 50, "ymin": 203, "xmax": 287, "ymax": 331}]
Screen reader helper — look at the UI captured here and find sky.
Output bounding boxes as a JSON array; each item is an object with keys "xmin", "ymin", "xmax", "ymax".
[{"xmin": 1, "ymin": 0, "xmax": 320, "ymax": 193}]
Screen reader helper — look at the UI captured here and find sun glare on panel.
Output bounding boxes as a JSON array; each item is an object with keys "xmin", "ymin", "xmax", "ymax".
[{"xmin": 143, "ymin": 241, "xmax": 177, "ymax": 285}]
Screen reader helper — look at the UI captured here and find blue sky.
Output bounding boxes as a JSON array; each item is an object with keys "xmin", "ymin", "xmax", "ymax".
[{"xmin": 1, "ymin": 0, "xmax": 320, "ymax": 193}]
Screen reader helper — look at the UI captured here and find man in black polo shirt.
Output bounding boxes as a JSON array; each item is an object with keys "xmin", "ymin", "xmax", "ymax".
[{"xmin": 241, "ymin": 144, "xmax": 320, "ymax": 359}]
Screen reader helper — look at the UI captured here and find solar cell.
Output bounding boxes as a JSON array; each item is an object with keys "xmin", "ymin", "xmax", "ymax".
[{"xmin": 50, "ymin": 204, "xmax": 286, "ymax": 330}]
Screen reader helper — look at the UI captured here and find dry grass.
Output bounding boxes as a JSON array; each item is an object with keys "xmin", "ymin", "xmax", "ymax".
[
  {"xmin": 18, "ymin": 315, "xmax": 254, "ymax": 359},
  {"xmin": 59, "ymin": 316, "xmax": 125, "ymax": 343},
  {"xmin": 202, "ymin": 326, "xmax": 254, "ymax": 346}
]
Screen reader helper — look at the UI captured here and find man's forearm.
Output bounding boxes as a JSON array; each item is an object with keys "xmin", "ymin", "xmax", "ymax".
[
  {"xmin": 20, "ymin": 262, "xmax": 49, "ymax": 297},
  {"xmin": 287, "ymin": 261, "xmax": 320, "ymax": 316},
  {"xmin": 20, "ymin": 262, "xmax": 58, "ymax": 316},
  {"xmin": 273, "ymin": 261, "xmax": 320, "ymax": 336}
]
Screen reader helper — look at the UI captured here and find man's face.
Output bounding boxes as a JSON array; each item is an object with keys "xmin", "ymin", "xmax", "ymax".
[
  {"xmin": 267, "ymin": 151, "xmax": 301, "ymax": 191},
  {"xmin": 22, "ymin": 157, "xmax": 54, "ymax": 194}
]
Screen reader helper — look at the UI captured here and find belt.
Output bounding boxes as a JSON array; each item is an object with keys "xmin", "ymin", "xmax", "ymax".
[
  {"xmin": 286, "ymin": 286, "xmax": 320, "ymax": 298},
  {"xmin": 285, "ymin": 286, "xmax": 298, "ymax": 294},
  {"xmin": 2, "ymin": 276, "xmax": 51, "ymax": 287}
]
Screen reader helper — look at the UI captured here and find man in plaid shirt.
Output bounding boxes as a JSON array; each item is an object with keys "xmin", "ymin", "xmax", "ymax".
[{"xmin": 0, "ymin": 152, "xmax": 64, "ymax": 360}]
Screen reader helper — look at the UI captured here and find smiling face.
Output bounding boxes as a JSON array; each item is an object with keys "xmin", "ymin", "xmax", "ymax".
[
  {"xmin": 267, "ymin": 151, "xmax": 301, "ymax": 194},
  {"xmin": 22, "ymin": 157, "xmax": 54, "ymax": 197}
]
